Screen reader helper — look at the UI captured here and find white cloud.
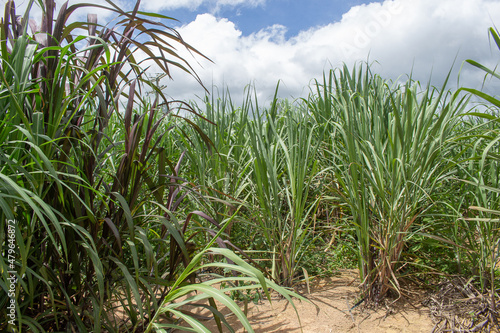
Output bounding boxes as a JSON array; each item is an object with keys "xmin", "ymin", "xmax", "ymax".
[
  {"xmin": 155, "ymin": 0, "xmax": 500, "ymax": 104},
  {"xmin": 8, "ymin": 0, "xmax": 498, "ymax": 105},
  {"xmin": 141, "ymin": 0, "xmax": 265, "ymax": 12}
]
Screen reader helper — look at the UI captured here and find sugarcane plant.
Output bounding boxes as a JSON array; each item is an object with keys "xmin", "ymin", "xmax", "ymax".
[
  {"xmin": 0, "ymin": 1, "xmax": 303, "ymax": 331},
  {"xmin": 454, "ymin": 25, "xmax": 500, "ymax": 315},
  {"xmin": 321, "ymin": 64, "xmax": 466, "ymax": 302},
  {"xmin": 246, "ymin": 85, "xmax": 322, "ymax": 287}
]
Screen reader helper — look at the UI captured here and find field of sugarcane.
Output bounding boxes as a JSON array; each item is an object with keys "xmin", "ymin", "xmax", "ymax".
[{"xmin": 0, "ymin": 0, "xmax": 499, "ymax": 332}]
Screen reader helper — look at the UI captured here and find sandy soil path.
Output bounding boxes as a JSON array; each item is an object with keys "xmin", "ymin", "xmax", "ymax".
[{"xmin": 180, "ymin": 269, "xmax": 435, "ymax": 333}]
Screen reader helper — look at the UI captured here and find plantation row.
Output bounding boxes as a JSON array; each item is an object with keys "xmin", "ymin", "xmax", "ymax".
[{"xmin": 0, "ymin": 0, "xmax": 499, "ymax": 332}]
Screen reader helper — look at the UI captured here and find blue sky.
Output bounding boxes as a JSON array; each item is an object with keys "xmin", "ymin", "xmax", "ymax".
[
  {"xmin": 5, "ymin": 0, "xmax": 500, "ymax": 103},
  {"xmin": 136, "ymin": 0, "xmax": 500, "ymax": 103},
  {"xmin": 165, "ymin": 0, "xmax": 382, "ymax": 38}
]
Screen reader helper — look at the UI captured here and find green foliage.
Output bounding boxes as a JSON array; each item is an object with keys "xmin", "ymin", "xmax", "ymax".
[
  {"xmin": 176, "ymin": 86, "xmax": 325, "ymax": 288},
  {"xmin": 313, "ymin": 64, "xmax": 468, "ymax": 301},
  {"xmin": 247, "ymin": 90, "xmax": 322, "ymax": 287},
  {"xmin": 2, "ymin": 0, "xmax": 500, "ymax": 330},
  {"xmin": 300, "ymin": 235, "xmax": 358, "ymax": 278},
  {"xmin": 0, "ymin": 1, "xmax": 303, "ymax": 332},
  {"xmin": 450, "ymin": 25, "xmax": 500, "ymax": 300}
]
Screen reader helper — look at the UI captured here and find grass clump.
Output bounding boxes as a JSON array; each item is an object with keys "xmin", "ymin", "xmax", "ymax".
[{"xmin": 1, "ymin": 1, "xmax": 500, "ymax": 332}]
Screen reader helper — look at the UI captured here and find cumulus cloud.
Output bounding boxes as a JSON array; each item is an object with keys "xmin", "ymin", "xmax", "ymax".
[
  {"xmin": 141, "ymin": 0, "xmax": 265, "ymax": 12},
  {"xmin": 155, "ymin": 0, "xmax": 500, "ymax": 104},
  {"xmin": 7, "ymin": 0, "xmax": 498, "ymax": 104}
]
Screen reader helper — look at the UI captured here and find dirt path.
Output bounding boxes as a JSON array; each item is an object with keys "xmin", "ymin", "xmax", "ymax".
[{"xmin": 180, "ymin": 270, "xmax": 435, "ymax": 332}]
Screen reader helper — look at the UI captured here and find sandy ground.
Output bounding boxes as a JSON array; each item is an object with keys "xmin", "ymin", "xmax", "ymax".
[{"xmin": 178, "ymin": 270, "xmax": 435, "ymax": 333}]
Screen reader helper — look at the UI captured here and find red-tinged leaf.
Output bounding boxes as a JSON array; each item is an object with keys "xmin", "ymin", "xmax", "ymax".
[
  {"xmin": 52, "ymin": 1, "xmax": 69, "ymax": 42},
  {"xmin": 34, "ymin": 32, "xmax": 48, "ymax": 47},
  {"xmin": 87, "ymin": 14, "xmax": 97, "ymax": 37},
  {"xmin": 4, "ymin": 1, "xmax": 15, "ymax": 45},
  {"xmin": 124, "ymin": 80, "xmax": 136, "ymax": 136},
  {"xmin": 29, "ymin": 18, "xmax": 39, "ymax": 34},
  {"xmin": 181, "ymin": 117, "xmax": 215, "ymax": 154},
  {"xmin": 183, "ymin": 211, "xmax": 221, "ymax": 234},
  {"xmin": 207, "ymin": 229, "xmax": 228, "ymax": 250},
  {"xmin": 103, "ymin": 217, "xmax": 122, "ymax": 254},
  {"xmin": 174, "ymin": 150, "xmax": 186, "ymax": 176},
  {"xmin": 171, "ymin": 190, "xmax": 190, "ymax": 212},
  {"xmin": 127, "ymin": 119, "xmax": 142, "ymax": 156},
  {"xmin": 44, "ymin": 0, "xmax": 55, "ymax": 36}
]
